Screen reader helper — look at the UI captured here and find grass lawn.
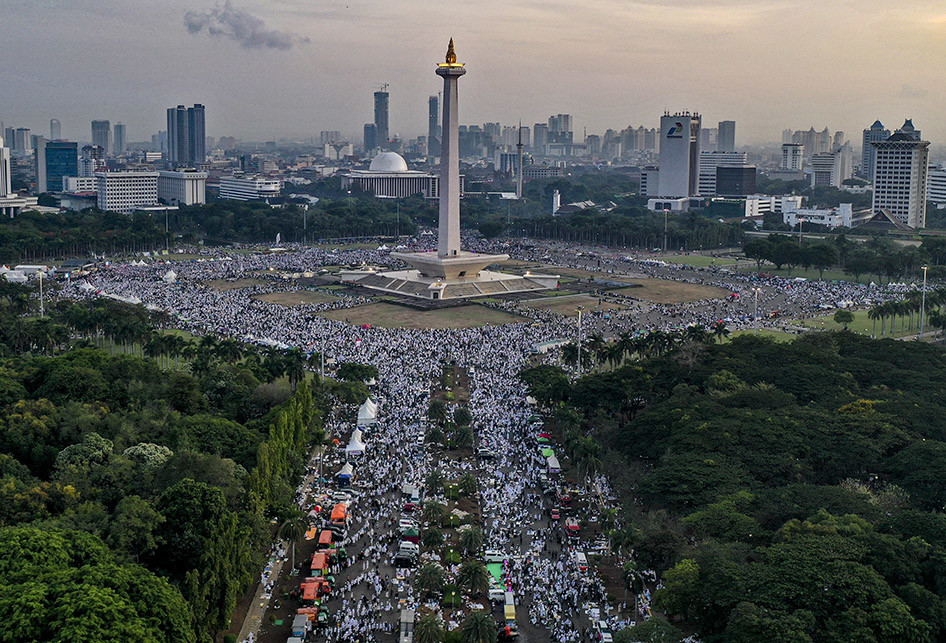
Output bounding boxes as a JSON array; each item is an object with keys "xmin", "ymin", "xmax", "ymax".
[
  {"xmin": 790, "ymin": 309, "xmax": 914, "ymax": 337},
  {"xmin": 610, "ymin": 278, "xmax": 729, "ymax": 304},
  {"xmin": 659, "ymin": 254, "xmax": 742, "ymax": 268},
  {"xmin": 521, "ymin": 294, "xmax": 627, "ymax": 317},
  {"xmin": 204, "ymin": 277, "xmax": 270, "ymax": 291},
  {"xmin": 320, "ymin": 243, "xmax": 376, "ymax": 251},
  {"xmin": 734, "ymin": 264, "xmax": 885, "ymax": 284},
  {"xmin": 253, "ymin": 291, "xmax": 339, "ymax": 306},
  {"xmin": 321, "ymin": 302, "xmax": 525, "ymax": 329}
]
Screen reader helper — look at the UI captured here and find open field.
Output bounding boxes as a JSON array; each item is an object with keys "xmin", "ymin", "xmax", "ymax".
[
  {"xmin": 658, "ymin": 254, "xmax": 742, "ymax": 267},
  {"xmin": 789, "ymin": 309, "xmax": 914, "ymax": 338},
  {"xmin": 533, "ymin": 266, "xmax": 637, "ymax": 282},
  {"xmin": 204, "ymin": 278, "xmax": 270, "ymax": 291},
  {"xmin": 321, "ymin": 302, "xmax": 525, "ymax": 329},
  {"xmin": 253, "ymin": 290, "xmax": 339, "ymax": 307},
  {"xmin": 521, "ymin": 294, "xmax": 627, "ymax": 317},
  {"xmin": 611, "ymin": 278, "xmax": 729, "ymax": 304}
]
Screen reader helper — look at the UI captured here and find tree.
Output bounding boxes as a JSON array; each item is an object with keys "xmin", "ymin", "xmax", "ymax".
[
  {"xmin": 743, "ymin": 238, "xmax": 771, "ymax": 270},
  {"xmin": 459, "ymin": 526, "xmax": 484, "ymax": 556},
  {"xmin": 653, "ymin": 558, "xmax": 700, "ymax": 620},
  {"xmin": 478, "ymin": 220, "xmax": 505, "ymax": 240},
  {"xmin": 460, "ymin": 610, "xmax": 498, "ymax": 643},
  {"xmin": 416, "ymin": 612, "xmax": 447, "ymax": 643},
  {"xmin": 458, "ymin": 561, "xmax": 490, "ymax": 597},
  {"xmin": 417, "ymin": 564, "xmax": 445, "ymax": 598},
  {"xmin": 422, "ymin": 528, "xmax": 444, "ymax": 548},
  {"xmin": 711, "ymin": 321, "xmax": 730, "ymax": 344},
  {"xmin": 615, "ymin": 617, "xmax": 683, "ymax": 643},
  {"xmin": 454, "ymin": 425, "xmax": 474, "ymax": 449},
  {"xmin": 808, "ymin": 243, "xmax": 840, "ymax": 280},
  {"xmin": 458, "ymin": 473, "xmax": 478, "ymax": 497},
  {"xmin": 107, "ymin": 495, "xmax": 165, "ymax": 563},
  {"xmin": 622, "ymin": 561, "xmax": 646, "ymax": 622},
  {"xmin": 423, "ymin": 501, "xmax": 447, "ymax": 525},
  {"xmin": 833, "ymin": 309, "xmax": 855, "ymax": 330},
  {"xmin": 453, "ymin": 406, "xmax": 472, "ymax": 427},
  {"xmin": 279, "ymin": 509, "xmax": 308, "ymax": 571},
  {"xmin": 428, "ymin": 399, "xmax": 448, "ymax": 425},
  {"xmin": 336, "ymin": 361, "xmax": 379, "ymax": 382}
]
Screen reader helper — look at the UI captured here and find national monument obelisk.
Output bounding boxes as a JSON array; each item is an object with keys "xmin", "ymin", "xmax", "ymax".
[{"xmin": 344, "ymin": 40, "xmax": 559, "ymax": 299}]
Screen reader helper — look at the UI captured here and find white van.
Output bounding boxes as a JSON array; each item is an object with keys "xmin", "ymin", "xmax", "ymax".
[
  {"xmin": 574, "ymin": 551, "xmax": 588, "ymax": 572},
  {"xmin": 488, "ymin": 587, "xmax": 506, "ymax": 603},
  {"xmin": 484, "ymin": 550, "xmax": 505, "ymax": 563}
]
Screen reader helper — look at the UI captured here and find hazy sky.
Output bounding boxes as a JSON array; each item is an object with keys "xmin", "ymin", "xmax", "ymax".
[{"xmin": 2, "ymin": 0, "xmax": 945, "ymax": 146}]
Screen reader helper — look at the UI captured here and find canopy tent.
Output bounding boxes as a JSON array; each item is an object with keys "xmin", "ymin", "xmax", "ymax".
[
  {"xmin": 337, "ymin": 463, "xmax": 353, "ymax": 481},
  {"xmin": 345, "ymin": 437, "xmax": 366, "ymax": 456},
  {"xmin": 540, "ymin": 448, "xmax": 555, "ymax": 458},
  {"xmin": 330, "ymin": 503, "xmax": 347, "ymax": 523},
  {"xmin": 162, "ymin": 270, "xmax": 177, "ymax": 283},
  {"xmin": 401, "ymin": 527, "xmax": 419, "ymax": 543},
  {"xmin": 357, "ymin": 399, "xmax": 378, "ymax": 425},
  {"xmin": 537, "ymin": 437, "xmax": 550, "ymax": 445}
]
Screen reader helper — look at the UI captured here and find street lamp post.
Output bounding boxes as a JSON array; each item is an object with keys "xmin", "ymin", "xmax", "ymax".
[
  {"xmin": 921, "ymin": 265, "xmax": 929, "ymax": 338},
  {"xmin": 576, "ymin": 306, "xmax": 584, "ymax": 376},
  {"xmin": 753, "ymin": 287, "xmax": 760, "ymax": 334}
]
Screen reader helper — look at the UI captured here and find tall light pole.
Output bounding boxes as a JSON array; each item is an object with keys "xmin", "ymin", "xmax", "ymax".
[
  {"xmin": 576, "ymin": 306, "xmax": 584, "ymax": 376},
  {"xmin": 38, "ymin": 271, "xmax": 44, "ymax": 318},
  {"xmin": 663, "ymin": 209, "xmax": 669, "ymax": 253},
  {"xmin": 921, "ymin": 265, "xmax": 929, "ymax": 338},
  {"xmin": 753, "ymin": 287, "xmax": 761, "ymax": 334}
]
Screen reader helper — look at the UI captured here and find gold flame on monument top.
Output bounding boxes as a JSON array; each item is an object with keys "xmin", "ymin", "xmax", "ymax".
[{"xmin": 439, "ymin": 38, "xmax": 464, "ymax": 67}]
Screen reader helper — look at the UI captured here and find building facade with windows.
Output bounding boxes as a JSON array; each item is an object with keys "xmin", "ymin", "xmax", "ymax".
[
  {"xmin": 871, "ymin": 123, "xmax": 929, "ymax": 228},
  {"xmin": 95, "ymin": 171, "xmax": 159, "ymax": 214}
]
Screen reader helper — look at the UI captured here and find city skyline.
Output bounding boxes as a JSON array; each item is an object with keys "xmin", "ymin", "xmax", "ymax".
[{"xmin": 3, "ymin": 1, "xmax": 946, "ymax": 144}]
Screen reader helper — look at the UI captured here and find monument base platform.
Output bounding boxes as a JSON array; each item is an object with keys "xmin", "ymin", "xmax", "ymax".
[{"xmin": 340, "ymin": 266, "xmax": 559, "ymax": 301}]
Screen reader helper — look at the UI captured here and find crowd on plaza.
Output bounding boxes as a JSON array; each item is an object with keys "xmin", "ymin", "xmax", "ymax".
[{"xmin": 56, "ymin": 237, "xmax": 925, "ymax": 642}]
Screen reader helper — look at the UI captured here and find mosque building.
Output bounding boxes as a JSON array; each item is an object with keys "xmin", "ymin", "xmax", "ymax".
[{"xmin": 340, "ymin": 151, "xmax": 462, "ymax": 200}]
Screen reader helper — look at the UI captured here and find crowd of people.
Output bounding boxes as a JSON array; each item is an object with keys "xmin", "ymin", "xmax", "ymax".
[{"xmin": 58, "ymin": 237, "xmax": 921, "ymax": 642}]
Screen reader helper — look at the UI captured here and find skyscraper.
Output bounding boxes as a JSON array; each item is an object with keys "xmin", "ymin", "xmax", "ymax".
[
  {"xmin": 35, "ymin": 140, "xmax": 78, "ymax": 193},
  {"xmin": 861, "ymin": 121, "xmax": 889, "ymax": 181},
  {"xmin": 428, "ymin": 95, "xmax": 441, "ymax": 157},
  {"xmin": 12, "ymin": 128, "xmax": 31, "ymax": 154},
  {"xmin": 374, "ymin": 89, "xmax": 389, "ymax": 150},
  {"xmin": 91, "ymin": 120, "xmax": 111, "ymax": 152},
  {"xmin": 113, "ymin": 123, "xmax": 126, "ymax": 155},
  {"xmin": 717, "ymin": 120, "xmax": 736, "ymax": 152},
  {"xmin": 532, "ymin": 123, "xmax": 548, "ymax": 155},
  {"xmin": 167, "ymin": 104, "xmax": 205, "ymax": 167},
  {"xmin": 49, "ymin": 119, "xmax": 61, "ymax": 140},
  {"xmin": 658, "ymin": 112, "xmax": 701, "ymax": 198},
  {"xmin": 781, "ymin": 143, "xmax": 804, "ymax": 170},
  {"xmin": 871, "ymin": 120, "xmax": 929, "ymax": 228},
  {"xmin": 0, "ymin": 136, "xmax": 10, "ymax": 197},
  {"xmin": 188, "ymin": 105, "xmax": 206, "ymax": 164},
  {"xmin": 363, "ymin": 124, "xmax": 379, "ymax": 153}
]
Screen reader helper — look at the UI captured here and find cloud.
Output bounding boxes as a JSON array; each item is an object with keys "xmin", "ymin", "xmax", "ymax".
[
  {"xmin": 899, "ymin": 84, "xmax": 928, "ymax": 99},
  {"xmin": 184, "ymin": 1, "xmax": 309, "ymax": 50}
]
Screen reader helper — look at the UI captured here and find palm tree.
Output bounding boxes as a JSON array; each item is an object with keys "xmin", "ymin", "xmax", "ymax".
[
  {"xmin": 711, "ymin": 321, "xmax": 730, "ymax": 344},
  {"xmin": 284, "ymin": 348, "xmax": 306, "ymax": 391},
  {"xmin": 459, "ymin": 526, "xmax": 484, "ymax": 557},
  {"xmin": 422, "ymin": 501, "xmax": 447, "ymax": 525},
  {"xmin": 417, "ymin": 564, "xmax": 445, "ymax": 598},
  {"xmin": 460, "ymin": 610, "xmax": 498, "ymax": 643},
  {"xmin": 458, "ymin": 473, "xmax": 477, "ymax": 497},
  {"xmin": 586, "ymin": 333, "xmax": 606, "ymax": 365},
  {"xmin": 416, "ymin": 612, "xmax": 446, "ymax": 643},
  {"xmin": 278, "ymin": 509, "xmax": 308, "ymax": 571},
  {"xmin": 422, "ymin": 528, "xmax": 444, "ymax": 548},
  {"xmin": 867, "ymin": 306, "xmax": 880, "ymax": 336},
  {"xmin": 622, "ymin": 561, "xmax": 646, "ymax": 623},
  {"xmin": 215, "ymin": 337, "xmax": 244, "ymax": 363},
  {"xmin": 561, "ymin": 342, "xmax": 579, "ymax": 367},
  {"xmin": 428, "ymin": 399, "xmax": 448, "ymax": 425},
  {"xmin": 454, "ymin": 425, "xmax": 474, "ymax": 449},
  {"xmin": 458, "ymin": 561, "xmax": 490, "ymax": 597},
  {"xmin": 425, "ymin": 470, "xmax": 445, "ymax": 494}
]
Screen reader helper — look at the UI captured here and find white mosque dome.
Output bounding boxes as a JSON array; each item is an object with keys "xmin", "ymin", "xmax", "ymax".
[{"xmin": 369, "ymin": 152, "xmax": 409, "ymax": 173}]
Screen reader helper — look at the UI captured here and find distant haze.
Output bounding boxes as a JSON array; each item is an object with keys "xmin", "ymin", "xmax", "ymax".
[{"xmin": 3, "ymin": 0, "xmax": 945, "ymax": 146}]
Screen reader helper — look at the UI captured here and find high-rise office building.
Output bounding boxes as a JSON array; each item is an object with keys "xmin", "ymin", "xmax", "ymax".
[
  {"xmin": 157, "ymin": 169, "xmax": 207, "ymax": 206},
  {"xmin": 166, "ymin": 104, "xmax": 205, "ymax": 167},
  {"xmin": 80, "ymin": 145, "xmax": 106, "ymax": 177},
  {"xmin": 532, "ymin": 123, "xmax": 548, "ymax": 155},
  {"xmin": 374, "ymin": 90, "xmax": 389, "ymax": 149},
  {"xmin": 364, "ymin": 123, "xmax": 379, "ymax": 153},
  {"xmin": 548, "ymin": 114, "xmax": 572, "ymax": 134},
  {"xmin": 781, "ymin": 143, "xmax": 804, "ymax": 170},
  {"xmin": 91, "ymin": 120, "xmax": 111, "ymax": 152},
  {"xmin": 49, "ymin": 119, "xmax": 61, "ymax": 140},
  {"xmin": 716, "ymin": 165, "xmax": 756, "ymax": 196},
  {"xmin": 717, "ymin": 120, "xmax": 736, "ymax": 152},
  {"xmin": 0, "ymin": 136, "xmax": 10, "ymax": 197},
  {"xmin": 861, "ymin": 120, "xmax": 889, "ymax": 181},
  {"xmin": 95, "ymin": 171, "xmax": 159, "ymax": 214},
  {"xmin": 113, "ymin": 123, "xmax": 126, "ymax": 155},
  {"xmin": 698, "ymin": 150, "xmax": 747, "ymax": 195},
  {"xmin": 871, "ymin": 121, "xmax": 929, "ymax": 228},
  {"xmin": 13, "ymin": 128, "xmax": 31, "ymax": 155},
  {"xmin": 658, "ymin": 112, "xmax": 701, "ymax": 198},
  {"xmin": 3, "ymin": 128, "xmax": 13, "ymax": 149},
  {"xmin": 811, "ymin": 146, "xmax": 852, "ymax": 189},
  {"xmin": 35, "ymin": 140, "xmax": 78, "ymax": 193},
  {"xmin": 428, "ymin": 95, "xmax": 441, "ymax": 156},
  {"xmin": 188, "ymin": 105, "xmax": 205, "ymax": 164}
]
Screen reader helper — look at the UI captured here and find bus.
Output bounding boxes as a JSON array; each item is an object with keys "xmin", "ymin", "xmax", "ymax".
[{"xmin": 503, "ymin": 604, "xmax": 518, "ymax": 638}]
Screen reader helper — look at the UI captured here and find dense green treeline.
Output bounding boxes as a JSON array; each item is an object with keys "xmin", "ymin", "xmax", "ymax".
[
  {"xmin": 523, "ymin": 333, "xmax": 946, "ymax": 642},
  {"xmin": 0, "ymin": 285, "xmax": 327, "ymax": 640}
]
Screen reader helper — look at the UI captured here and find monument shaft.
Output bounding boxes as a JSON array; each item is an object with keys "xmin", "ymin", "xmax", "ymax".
[{"xmin": 436, "ymin": 64, "xmax": 464, "ymax": 257}]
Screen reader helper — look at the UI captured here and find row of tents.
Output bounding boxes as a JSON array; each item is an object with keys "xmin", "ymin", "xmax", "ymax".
[{"xmin": 337, "ymin": 397, "xmax": 379, "ymax": 483}]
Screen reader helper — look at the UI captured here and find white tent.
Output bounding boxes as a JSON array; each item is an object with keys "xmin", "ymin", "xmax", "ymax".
[
  {"xmin": 4, "ymin": 271, "xmax": 27, "ymax": 283},
  {"xmin": 358, "ymin": 399, "xmax": 378, "ymax": 426},
  {"xmin": 345, "ymin": 435, "xmax": 366, "ymax": 456},
  {"xmin": 162, "ymin": 270, "xmax": 177, "ymax": 284},
  {"xmin": 337, "ymin": 463, "xmax": 353, "ymax": 481},
  {"xmin": 77, "ymin": 281, "xmax": 96, "ymax": 292}
]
